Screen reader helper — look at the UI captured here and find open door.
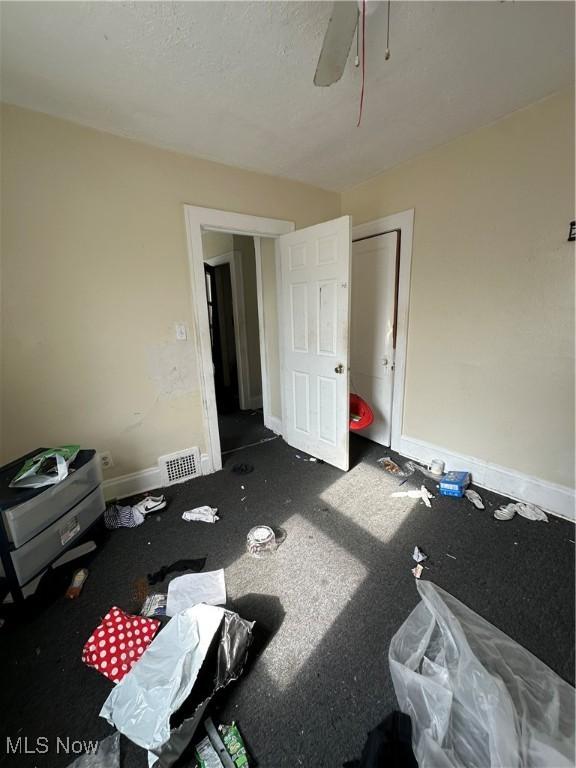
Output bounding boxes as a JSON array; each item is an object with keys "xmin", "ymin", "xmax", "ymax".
[{"xmin": 278, "ymin": 216, "xmax": 351, "ymax": 470}]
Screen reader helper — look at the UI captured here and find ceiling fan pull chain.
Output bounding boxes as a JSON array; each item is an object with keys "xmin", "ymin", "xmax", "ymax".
[
  {"xmin": 355, "ymin": 9, "xmax": 360, "ymax": 67},
  {"xmin": 356, "ymin": 0, "xmax": 366, "ymax": 127},
  {"xmin": 385, "ymin": 0, "xmax": 391, "ymax": 60}
]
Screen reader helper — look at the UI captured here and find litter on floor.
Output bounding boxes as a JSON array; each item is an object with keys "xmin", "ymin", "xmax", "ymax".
[
  {"xmin": 0, "ymin": 437, "xmax": 573, "ymax": 768},
  {"xmin": 182, "ymin": 505, "xmax": 220, "ymax": 523},
  {"xmin": 166, "ymin": 569, "xmax": 227, "ymax": 616}
]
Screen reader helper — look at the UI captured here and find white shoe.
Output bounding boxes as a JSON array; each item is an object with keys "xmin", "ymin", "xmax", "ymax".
[
  {"xmin": 465, "ymin": 489, "xmax": 485, "ymax": 510},
  {"xmin": 133, "ymin": 495, "xmax": 166, "ymax": 516},
  {"xmin": 494, "ymin": 503, "xmax": 516, "ymax": 521}
]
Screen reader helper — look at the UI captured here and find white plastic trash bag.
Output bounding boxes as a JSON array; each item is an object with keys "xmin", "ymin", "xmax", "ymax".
[
  {"xmin": 100, "ymin": 603, "xmax": 253, "ymax": 768},
  {"xmin": 389, "ymin": 580, "xmax": 575, "ymax": 768},
  {"xmin": 101, "ymin": 604, "xmax": 223, "ymax": 754}
]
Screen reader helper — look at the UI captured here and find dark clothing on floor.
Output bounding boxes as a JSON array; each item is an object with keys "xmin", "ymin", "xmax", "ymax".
[{"xmin": 344, "ymin": 711, "xmax": 418, "ymax": 768}]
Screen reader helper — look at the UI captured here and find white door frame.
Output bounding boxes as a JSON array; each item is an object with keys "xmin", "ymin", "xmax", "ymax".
[
  {"xmin": 205, "ymin": 250, "xmax": 253, "ymax": 411},
  {"xmin": 253, "ymin": 238, "xmax": 278, "ymax": 432},
  {"xmin": 352, "ymin": 209, "xmax": 414, "ymax": 452},
  {"xmin": 184, "ymin": 205, "xmax": 294, "ymax": 474}
]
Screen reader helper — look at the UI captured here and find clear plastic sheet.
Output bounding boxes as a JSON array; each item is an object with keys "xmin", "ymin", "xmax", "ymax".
[
  {"xmin": 67, "ymin": 732, "xmax": 120, "ymax": 768},
  {"xmin": 389, "ymin": 580, "xmax": 575, "ymax": 768}
]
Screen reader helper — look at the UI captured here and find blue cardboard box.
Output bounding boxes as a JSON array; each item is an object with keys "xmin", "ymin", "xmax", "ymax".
[{"xmin": 439, "ymin": 471, "xmax": 470, "ymax": 497}]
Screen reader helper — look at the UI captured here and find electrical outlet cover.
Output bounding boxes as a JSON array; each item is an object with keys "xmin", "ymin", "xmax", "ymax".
[{"xmin": 100, "ymin": 451, "xmax": 114, "ymax": 469}]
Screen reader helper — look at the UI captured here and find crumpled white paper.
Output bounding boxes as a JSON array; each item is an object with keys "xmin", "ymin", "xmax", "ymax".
[
  {"xmin": 182, "ymin": 506, "xmax": 219, "ymax": 523},
  {"xmin": 166, "ymin": 569, "xmax": 226, "ymax": 617},
  {"xmin": 391, "ymin": 486, "xmax": 434, "ymax": 507},
  {"xmin": 412, "ymin": 546, "xmax": 428, "ymax": 563}
]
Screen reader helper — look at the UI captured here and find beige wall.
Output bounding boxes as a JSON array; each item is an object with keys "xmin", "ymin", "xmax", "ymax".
[
  {"xmin": 342, "ymin": 90, "xmax": 575, "ymax": 488},
  {"xmin": 0, "ymin": 104, "xmax": 339, "ymax": 478},
  {"xmin": 3, "ymin": 93, "xmax": 573, "ymax": 489}
]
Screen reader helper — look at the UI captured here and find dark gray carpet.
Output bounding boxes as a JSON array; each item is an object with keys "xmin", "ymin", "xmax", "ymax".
[
  {"xmin": 1, "ymin": 435, "xmax": 574, "ymax": 767},
  {"xmin": 218, "ymin": 409, "xmax": 275, "ymax": 453}
]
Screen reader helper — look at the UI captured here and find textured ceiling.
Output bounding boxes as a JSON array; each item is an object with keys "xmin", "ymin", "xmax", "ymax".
[{"xmin": 1, "ymin": 1, "xmax": 573, "ymax": 191}]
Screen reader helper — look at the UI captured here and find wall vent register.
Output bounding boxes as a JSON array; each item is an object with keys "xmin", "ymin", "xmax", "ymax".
[{"xmin": 158, "ymin": 448, "xmax": 202, "ymax": 486}]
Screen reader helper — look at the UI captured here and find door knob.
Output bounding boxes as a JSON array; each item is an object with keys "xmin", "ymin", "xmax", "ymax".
[
  {"xmin": 334, "ymin": 363, "xmax": 344, "ymax": 374},
  {"xmin": 381, "ymin": 357, "xmax": 388, "ymax": 367}
]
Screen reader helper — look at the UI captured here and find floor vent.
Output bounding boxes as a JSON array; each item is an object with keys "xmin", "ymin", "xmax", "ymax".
[{"xmin": 158, "ymin": 447, "xmax": 202, "ymax": 486}]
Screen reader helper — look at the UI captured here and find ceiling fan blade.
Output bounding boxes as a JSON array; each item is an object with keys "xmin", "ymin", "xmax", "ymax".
[{"xmin": 314, "ymin": 1, "xmax": 359, "ymax": 87}]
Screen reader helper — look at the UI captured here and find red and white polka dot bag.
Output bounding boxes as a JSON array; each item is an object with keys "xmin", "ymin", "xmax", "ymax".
[{"xmin": 82, "ymin": 606, "xmax": 160, "ymax": 683}]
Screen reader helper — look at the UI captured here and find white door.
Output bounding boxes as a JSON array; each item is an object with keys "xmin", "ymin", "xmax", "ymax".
[
  {"xmin": 278, "ymin": 216, "xmax": 351, "ymax": 470},
  {"xmin": 350, "ymin": 232, "xmax": 398, "ymax": 446}
]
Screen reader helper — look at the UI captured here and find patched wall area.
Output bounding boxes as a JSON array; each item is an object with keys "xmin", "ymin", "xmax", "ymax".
[{"xmin": 0, "ymin": 105, "xmax": 339, "ymax": 478}]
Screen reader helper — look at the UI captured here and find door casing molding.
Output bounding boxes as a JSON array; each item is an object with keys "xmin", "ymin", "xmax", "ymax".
[
  {"xmin": 352, "ymin": 209, "xmax": 415, "ymax": 451},
  {"xmin": 184, "ymin": 205, "xmax": 294, "ymax": 473}
]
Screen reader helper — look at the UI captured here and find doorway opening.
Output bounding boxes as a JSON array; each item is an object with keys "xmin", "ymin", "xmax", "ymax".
[
  {"xmin": 350, "ymin": 210, "xmax": 414, "ymax": 455},
  {"xmin": 350, "ymin": 230, "xmax": 401, "ymax": 449},
  {"xmin": 184, "ymin": 205, "xmax": 413, "ymax": 475},
  {"xmin": 201, "ymin": 231, "xmax": 275, "ymax": 454}
]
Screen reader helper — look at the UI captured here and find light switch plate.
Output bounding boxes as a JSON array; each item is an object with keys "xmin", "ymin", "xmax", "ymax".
[{"xmin": 175, "ymin": 322, "xmax": 188, "ymax": 341}]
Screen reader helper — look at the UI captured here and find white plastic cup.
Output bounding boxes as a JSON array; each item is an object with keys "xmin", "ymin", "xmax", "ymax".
[{"xmin": 429, "ymin": 459, "xmax": 445, "ymax": 476}]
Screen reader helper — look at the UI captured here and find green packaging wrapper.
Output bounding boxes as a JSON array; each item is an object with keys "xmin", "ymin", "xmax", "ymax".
[
  {"xmin": 10, "ymin": 445, "xmax": 81, "ymax": 488},
  {"xmin": 219, "ymin": 723, "xmax": 249, "ymax": 767}
]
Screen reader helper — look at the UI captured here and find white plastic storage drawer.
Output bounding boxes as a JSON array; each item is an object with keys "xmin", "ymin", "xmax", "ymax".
[
  {"xmin": 2, "ymin": 452, "xmax": 102, "ymax": 548},
  {"xmin": 8, "ymin": 485, "xmax": 105, "ymax": 586}
]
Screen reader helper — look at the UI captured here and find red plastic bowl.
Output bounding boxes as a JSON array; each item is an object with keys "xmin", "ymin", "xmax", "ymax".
[{"xmin": 349, "ymin": 393, "xmax": 374, "ymax": 431}]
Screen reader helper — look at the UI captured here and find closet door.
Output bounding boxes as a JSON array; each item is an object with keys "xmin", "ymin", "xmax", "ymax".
[{"xmin": 350, "ymin": 232, "xmax": 398, "ymax": 446}]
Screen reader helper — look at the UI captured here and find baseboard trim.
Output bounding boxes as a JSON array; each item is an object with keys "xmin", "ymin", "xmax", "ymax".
[
  {"xmin": 104, "ymin": 453, "xmax": 217, "ymax": 500},
  {"xmin": 246, "ymin": 396, "xmax": 263, "ymax": 410},
  {"xmin": 397, "ymin": 435, "xmax": 575, "ymax": 522},
  {"xmin": 265, "ymin": 415, "xmax": 283, "ymax": 436},
  {"xmin": 201, "ymin": 453, "xmax": 213, "ymax": 476},
  {"xmin": 103, "ymin": 466, "xmax": 163, "ymax": 501}
]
